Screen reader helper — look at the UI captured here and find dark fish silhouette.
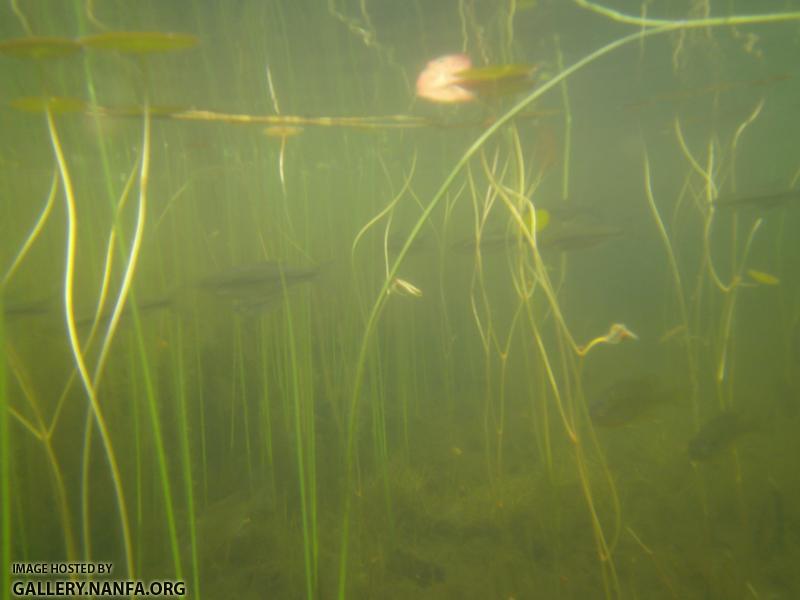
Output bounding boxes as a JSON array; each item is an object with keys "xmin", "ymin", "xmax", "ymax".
[
  {"xmin": 194, "ymin": 260, "xmax": 322, "ymax": 313},
  {"xmin": 387, "ymin": 549, "xmax": 445, "ymax": 588},
  {"xmin": 3, "ymin": 296, "xmax": 53, "ymax": 318},
  {"xmin": 589, "ymin": 374, "xmax": 670, "ymax": 427},
  {"xmin": 713, "ymin": 189, "xmax": 800, "ymax": 212},
  {"xmin": 3, "ymin": 260, "xmax": 322, "ymax": 328},
  {"xmin": 688, "ymin": 412, "xmax": 757, "ymax": 461},
  {"xmin": 386, "ymin": 232, "xmax": 433, "ymax": 255},
  {"xmin": 537, "ymin": 222, "xmax": 624, "ymax": 252},
  {"xmin": 452, "ymin": 222, "xmax": 622, "ymax": 254},
  {"xmin": 75, "ymin": 295, "xmax": 173, "ymax": 328}
]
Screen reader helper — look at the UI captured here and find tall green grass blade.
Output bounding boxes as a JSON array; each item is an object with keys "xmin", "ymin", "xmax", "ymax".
[
  {"xmin": 174, "ymin": 321, "xmax": 200, "ymax": 599},
  {"xmin": 0, "ymin": 295, "xmax": 10, "ymax": 600},
  {"xmin": 282, "ymin": 277, "xmax": 316, "ymax": 600}
]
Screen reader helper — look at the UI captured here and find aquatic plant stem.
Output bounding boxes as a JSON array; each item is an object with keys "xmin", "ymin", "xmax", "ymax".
[
  {"xmin": 478, "ymin": 150, "xmax": 578, "ymax": 444},
  {"xmin": 45, "ymin": 107, "xmax": 134, "ymax": 580},
  {"xmin": 625, "ymin": 527, "xmax": 679, "ymax": 599},
  {"xmin": 716, "ymin": 219, "xmax": 762, "ymax": 386},
  {"xmin": 111, "ymin": 99, "xmax": 184, "ymax": 580},
  {"xmin": 282, "ymin": 277, "xmax": 316, "ymax": 600},
  {"xmin": 437, "ymin": 181, "xmax": 464, "ymax": 417},
  {"xmin": 673, "ymin": 119, "xmax": 730, "ymax": 293},
  {"xmin": 575, "ymin": 439, "xmax": 620, "ymax": 597},
  {"xmin": 342, "ymin": 22, "xmax": 642, "ymax": 597},
  {"xmin": 553, "ymin": 34, "xmax": 573, "ymax": 202},
  {"xmin": 46, "ymin": 157, "xmax": 140, "ymax": 445},
  {"xmin": 729, "ymin": 98, "xmax": 764, "ymax": 192},
  {"xmin": 71, "ymin": 13, "xmax": 184, "ymax": 582},
  {"xmin": 351, "ymin": 154, "xmax": 417, "ymax": 260},
  {"xmin": 53, "ymin": 157, "xmax": 139, "ymax": 564},
  {"xmin": 338, "ymin": 10, "xmax": 800, "ymax": 597},
  {"xmin": 478, "ymin": 142, "xmax": 547, "ymax": 480},
  {"xmin": 9, "ymin": 0, "xmax": 32, "ymax": 35},
  {"xmin": 574, "ymin": 0, "xmax": 800, "ymax": 28},
  {"xmin": 369, "ymin": 343, "xmax": 394, "ymax": 538},
  {"xmin": 642, "ymin": 150, "xmax": 698, "ymax": 413},
  {"xmin": 0, "ymin": 294, "xmax": 9, "ymax": 600},
  {"xmin": 194, "ymin": 319, "xmax": 210, "ymax": 507},
  {"xmin": 80, "ymin": 405, "xmax": 93, "ymax": 563},
  {"xmin": 258, "ymin": 319, "xmax": 277, "ymax": 501},
  {"xmin": 80, "ymin": 158, "xmax": 141, "ymax": 350},
  {"xmin": 3, "ymin": 345, "xmax": 78, "ymax": 563},
  {"xmin": 234, "ymin": 319, "xmax": 254, "ymax": 489},
  {"xmin": 173, "ymin": 321, "xmax": 201, "ymax": 600},
  {"xmin": 1, "ymin": 172, "xmax": 57, "ymax": 287},
  {"xmin": 128, "ymin": 341, "xmax": 144, "ymax": 571},
  {"xmin": 464, "ymin": 158, "xmax": 501, "ymax": 484}
]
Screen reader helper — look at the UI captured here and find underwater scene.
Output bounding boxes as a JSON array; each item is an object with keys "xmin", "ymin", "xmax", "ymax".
[{"xmin": 2, "ymin": 1, "xmax": 800, "ymax": 598}]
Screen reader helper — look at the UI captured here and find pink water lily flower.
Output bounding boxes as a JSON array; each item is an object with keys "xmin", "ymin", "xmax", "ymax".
[{"xmin": 415, "ymin": 53, "xmax": 476, "ymax": 104}]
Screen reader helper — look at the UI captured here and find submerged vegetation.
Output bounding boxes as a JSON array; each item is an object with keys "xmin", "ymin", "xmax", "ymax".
[{"xmin": 2, "ymin": 0, "xmax": 800, "ymax": 598}]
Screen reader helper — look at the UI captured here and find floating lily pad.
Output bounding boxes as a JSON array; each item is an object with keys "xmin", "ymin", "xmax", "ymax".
[
  {"xmin": 455, "ymin": 64, "xmax": 538, "ymax": 96},
  {"xmin": 10, "ymin": 96, "xmax": 88, "ymax": 113},
  {"xmin": 79, "ymin": 31, "xmax": 199, "ymax": 54},
  {"xmin": 0, "ymin": 36, "xmax": 81, "ymax": 59}
]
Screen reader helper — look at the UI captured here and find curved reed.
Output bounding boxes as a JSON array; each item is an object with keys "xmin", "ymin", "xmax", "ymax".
[
  {"xmin": 45, "ymin": 106, "xmax": 135, "ymax": 581},
  {"xmin": 337, "ymin": 7, "xmax": 800, "ymax": 597},
  {"xmin": 1, "ymin": 172, "xmax": 58, "ymax": 288},
  {"xmin": 0, "ymin": 293, "xmax": 9, "ymax": 599}
]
